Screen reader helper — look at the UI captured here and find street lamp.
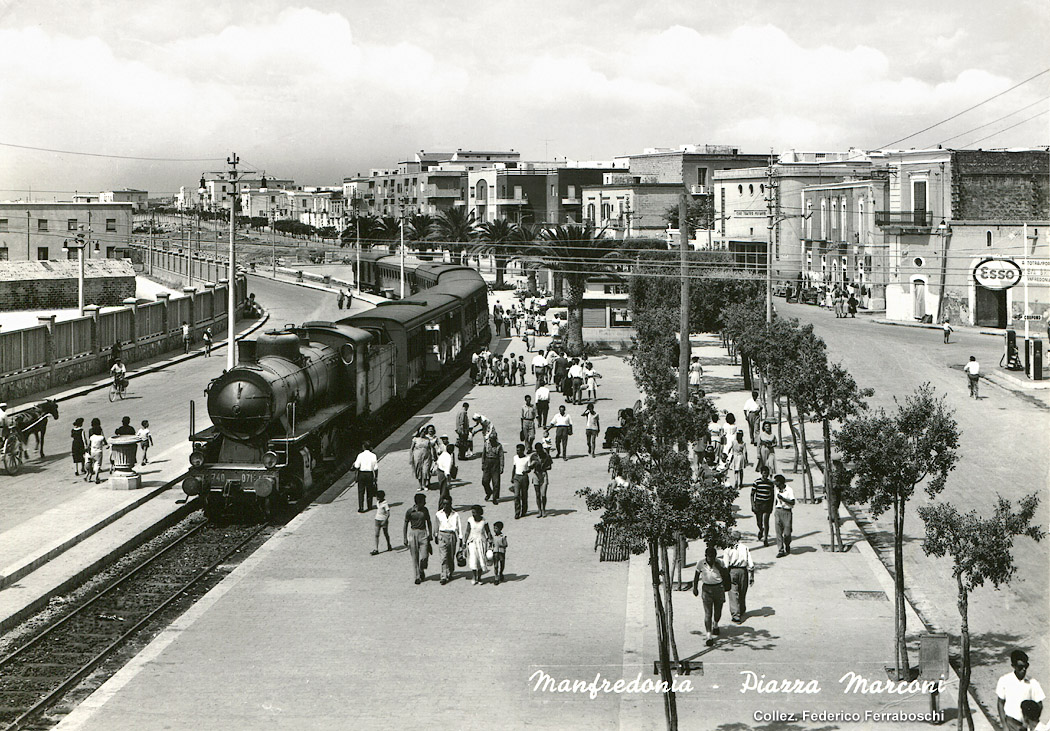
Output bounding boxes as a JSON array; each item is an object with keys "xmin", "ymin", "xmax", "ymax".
[{"xmin": 63, "ymin": 230, "xmax": 87, "ymax": 316}]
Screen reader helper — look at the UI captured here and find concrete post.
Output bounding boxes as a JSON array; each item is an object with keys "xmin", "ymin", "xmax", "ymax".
[
  {"xmin": 217, "ymin": 278, "xmax": 229, "ymax": 331},
  {"xmin": 123, "ymin": 296, "xmax": 139, "ymax": 362},
  {"xmin": 156, "ymin": 292, "xmax": 171, "ymax": 347},
  {"xmin": 83, "ymin": 305, "xmax": 101, "ymax": 360},
  {"xmin": 37, "ymin": 314, "xmax": 56, "ymax": 387},
  {"xmin": 182, "ymin": 287, "xmax": 197, "ymax": 338}
]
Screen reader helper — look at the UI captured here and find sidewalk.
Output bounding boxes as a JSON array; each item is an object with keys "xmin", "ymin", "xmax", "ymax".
[{"xmin": 620, "ymin": 334, "xmax": 989, "ymax": 729}]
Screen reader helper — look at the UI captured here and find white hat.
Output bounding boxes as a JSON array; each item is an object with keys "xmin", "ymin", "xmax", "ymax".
[
  {"xmin": 472, "ymin": 413, "xmax": 483, "ymax": 421},
  {"xmin": 0, "ymin": 402, "xmax": 7, "ymax": 408}
]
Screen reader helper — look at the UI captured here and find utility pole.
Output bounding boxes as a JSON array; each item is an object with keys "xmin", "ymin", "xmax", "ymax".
[
  {"xmin": 26, "ymin": 210, "xmax": 31, "ymax": 260},
  {"xmin": 678, "ymin": 194, "xmax": 691, "ymax": 406},
  {"xmin": 764, "ymin": 152, "xmax": 777, "ymax": 324},
  {"xmin": 399, "ymin": 196, "xmax": 407, "ymax": 298},
  {"xmin": 355, "ymin": 205, "xmax": 361, "ymax": 293},
  {"xmin": 148, "ymin": 210, "xmax": 155, "ymax": 276},
  {"xmin": 271, "ymin": 207, "xmax": 277, "ymax": 279},
  {"xmin": 227, "ymin": 152, "xmax": 240, "ymax": 371}
]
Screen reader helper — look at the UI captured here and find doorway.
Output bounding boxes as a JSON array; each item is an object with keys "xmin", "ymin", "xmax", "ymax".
[
  {"xmin": 912, "ymin": 280, "xmax": 926, "ymax": 319},
  {"xmin": 974, "ymin": 285, "xmax": 1008, "ymax": 328}
]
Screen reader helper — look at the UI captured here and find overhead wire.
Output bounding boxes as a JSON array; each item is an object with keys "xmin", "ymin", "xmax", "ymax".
[
  {"xmin": 936, "ymin": 96, "xmax": 1050, "ymax": 145},
  {"xmin": 958, "ymin": 109, "xmax": 1050, "ymax": 148}
]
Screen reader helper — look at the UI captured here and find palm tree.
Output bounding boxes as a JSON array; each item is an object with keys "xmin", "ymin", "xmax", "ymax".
[
  {"xmin": 536, "ymin": 223, "xmax": 624, "ymax": 355},
  {"xmin": 374, "ymin": 215, "xmax": 401, "ymax": 251},
  {"xmin": 472, "ymin": 218, "xmax": 520, "ymax": 285},
  {"xmin": 514, "ymin": 223, "xmax": 544, "ymax": 295},
  {"xmin": 406, "ymin": 214, "xmax": 436, "ymax": 260},
  {"xmin": 435, "ymin": 208, "xmax": 475, "ymax": 264}
]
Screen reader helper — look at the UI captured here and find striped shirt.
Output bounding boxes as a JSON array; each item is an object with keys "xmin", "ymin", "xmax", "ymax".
[{"xmin": 751, "ymin": 478, "xmax": 774, "ymax": 508}]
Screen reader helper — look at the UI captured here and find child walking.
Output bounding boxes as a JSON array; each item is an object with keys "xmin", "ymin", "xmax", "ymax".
[
  {"xmin": 942, "ymin": 319, "xmax": 953, "ymax": 344},
  {"xmin": 372, "ymin": 490, "xmax": 392, "ymax": 555},
  {"xmin": 491, "ymin": 521, "xmax": 508, "ymax": 584},
  {"xmin": 137, "ymin": 420, "xmax": 154, "ymax": 464},
  {"xmin": 71, "ymin": 417, "xmax": 87, "ymax": 476}
]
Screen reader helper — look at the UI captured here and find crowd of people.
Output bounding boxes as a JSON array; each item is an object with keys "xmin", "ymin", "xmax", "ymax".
[{"xmin": 70, "ymin": 415, "xmax": 153, "ymax": 483}]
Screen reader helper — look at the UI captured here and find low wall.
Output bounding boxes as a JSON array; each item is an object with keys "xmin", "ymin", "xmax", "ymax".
[
  {"xmin": 0, "ymin": 257, "xmax": 247, "ymax": 403},
  {"xmin": 0, "ymin": 260, "xmax": 136, "ymax": 311}
]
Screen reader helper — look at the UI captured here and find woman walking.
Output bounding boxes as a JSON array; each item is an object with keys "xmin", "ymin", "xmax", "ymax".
[
  {"xmin": 727, "ymin": 430, "xmax": 748, "ymax": 490},
  {"xmin": 409, "ymin": 425, "xmax": 436, "ymax": 491},
  {"xmin": 757, "ymin": 421, "xmax": 777, "ymax": 473},
  {"xmin": 581, "ymin": 403, "xmax": 600, "ymax": 457},
  {"xmin": 461, "ymin": 504, "xmax": 493, "ymax": 585},
  {"xmin": 70, "ymin": 417, "xmax": 87, "ymax": 476},
  {"xmin": 723, "ymin": 412, "xmax": 739, "ymax": 460}
]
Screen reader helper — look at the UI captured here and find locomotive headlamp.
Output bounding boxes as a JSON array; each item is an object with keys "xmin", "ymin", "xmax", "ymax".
[
  {"xmin": 253, "ymin": 476, "xmax": 275, "ymax": 498},
  {"xmin": 189, "ymin": 450, "xmax": 206, "ymax": 468},
  {"xmin": 182, "ymin": 475, "xmax": 201, "ymax": 496},
  {"xmin": 262, "ymin": 451, "xmax": 279, "ymax": 469}
]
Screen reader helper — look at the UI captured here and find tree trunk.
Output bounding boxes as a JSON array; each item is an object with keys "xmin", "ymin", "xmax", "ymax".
[
  {"xmin": 957, "ymin": 575, "xmax": 973, "ymax": 731},
  {"xmin": 495, "ymin": 253, "xmax": 508, "ymax": 285},
  {"xmin": 649, "ymin": 541, "xmax": 679, "ymax": 731},
  {"xmin": 893, "ymin": 498, "xmax": 909, "ymax": 680},
  {"xmin": 786, "ymin": 397, "xmax": 801, "ymax": 474},
  {"xmin": 797, "ymin": 417, "xmax": 814, "ymax": 502},
  {"xmin": 527, "ymin": 267, "xmax": 539, "ymax": 296},
  {"xmin": 822, "ymin": 419, "xmax": 842, "ymax": 551},
  {"xmin": 553, "ymin": 272, "xmax": 564, "ymax": 300},
  {"xmin": 659, "ymin": 542, "xmax": 681, "ymax": 669},
  {"xmin": 564, "ymin": 279, "xmax": 587, "ymax": 356}
]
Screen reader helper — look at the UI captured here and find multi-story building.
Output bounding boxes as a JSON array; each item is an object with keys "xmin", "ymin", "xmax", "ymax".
[
  {"xmin": 0, "ymin": 202, "xmax": 133, "ymax": 261},
  {"xmin": 580, "ymin": 173, "xmax": 684, "ymax": 239},
  {"xmin": 468, "ymin": 163, "xmax": 611, "ymax": 226},
  {"xmin": 183, "ymin": 173, "xmax": 294, "ymax": 213},
  {"xmin": 100, "ymin": 189, "xmax": 149, "ymax": 212},
  {"xmin": 716, "ymin": 150, "xmax": 873, "ymax": 283},
  {"xmin": 866, "ymin": 148, "xmax": 1049, "ymax": 326}
]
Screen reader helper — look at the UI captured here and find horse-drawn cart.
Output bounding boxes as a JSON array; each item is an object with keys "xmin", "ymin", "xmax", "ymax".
[{"xmin": 1, "ymin": 400, "xmax": 59, "ymax": 475}]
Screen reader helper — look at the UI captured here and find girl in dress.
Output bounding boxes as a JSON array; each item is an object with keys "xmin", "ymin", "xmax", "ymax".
[
  {"xmin": 70, "ymin": 417, "xmax": 87, "ymax": 476},
  {"xmin": 461, "ymin": 504, "xmax": 494, "ymax": 585},
  {"xmin": 723, "ymin": 412, "xmax": 739, "ymax": 460},
  {"xmin": 727, "ymin": 430, "xmax": 749, "ymax": 490},
  {"xmin": 757, "ymin": 421, "xmax": 777, "ymax": 473},
  {"xmin": 409, "ymin": 425, "xmax": 435, "ymax": 491}
]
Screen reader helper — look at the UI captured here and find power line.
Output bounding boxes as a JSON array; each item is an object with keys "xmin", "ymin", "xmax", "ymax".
[
  {"xmin": 0, "ymin": 140, "xmax": 224, "ymax": 163},
  {"xmin": 879, "ymin": 67, "xmax": 1050, "ymax": 149},
  {"xmin": 937, "ymin": 96, "xmax": 1050, "ymax": 145},
  {"xmin": 959, "ymin": 109, "xmax": 1050, "ymax": 149}
]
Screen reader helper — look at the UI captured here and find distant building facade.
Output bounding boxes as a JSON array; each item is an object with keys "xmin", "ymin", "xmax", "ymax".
[
  {"xmin": 100, "ymin": 189, "xmax": 149, "ymax": 212},
  {"xmin": 0, "ymin": 202, "xmax": 133, "ymax": 262}
]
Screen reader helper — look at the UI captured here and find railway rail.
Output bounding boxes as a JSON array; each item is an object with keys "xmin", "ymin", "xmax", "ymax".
[{"xmin": 0, "ymin": 518, "xmax": 272, "ymax": 730}]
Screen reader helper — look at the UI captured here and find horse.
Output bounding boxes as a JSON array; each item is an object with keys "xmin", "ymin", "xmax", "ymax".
[{"xmin": 6, "ymin": 399, "xmax": 59, "ymax": 458}]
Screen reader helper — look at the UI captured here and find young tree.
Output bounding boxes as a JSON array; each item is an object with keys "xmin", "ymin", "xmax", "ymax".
[
  {"xmin": 472, "ymin": 218, "xmax": 519, "ymax": 284},
  {"xmin": 918, "ymin": 495, "xmax": 1044, "ymax": 731},
  {"xmin": 664, "ymin": 199, "xmax": 714, "ymax": 234},
  {"xmin": 837, "ymin": 384, "xmax": 960, "ymax": 680}
]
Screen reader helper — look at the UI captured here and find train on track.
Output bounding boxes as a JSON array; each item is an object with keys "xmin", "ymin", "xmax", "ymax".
[{"xmin": 182, "ymin": 254, "xmax": 489, "ymax": 519}]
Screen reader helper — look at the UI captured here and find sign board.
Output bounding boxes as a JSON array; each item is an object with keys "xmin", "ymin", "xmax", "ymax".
[
  {"xmin": 919, "ymin": 633, "xmax": 950, "ymax": 679},
  {"xmin": 1022, "ymin": 258, "xmax": 1050, "ymax": 285},
  {"xmin": 973, "ymin": 258, "xmax": 1022, "ymax": 290}
]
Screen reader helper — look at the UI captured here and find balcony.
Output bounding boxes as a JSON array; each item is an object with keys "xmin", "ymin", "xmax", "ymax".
[
  {"xmin": 494, "ymin": 197, "xmax": 529, "ymax": 205},
  {"xmin": 690, "ymin": 185, "xmax": 711, "ymax": 195},
  {"xmin": 561, "ymin": 197, "xmax": 582, "ymax": 205},
  {"xmin": 875, "ymin": 210, "xmax": 933, "ymax": 228},
  {"xmin": 424, "ymin": 187, "xmax": 462, "ymax": 198}
]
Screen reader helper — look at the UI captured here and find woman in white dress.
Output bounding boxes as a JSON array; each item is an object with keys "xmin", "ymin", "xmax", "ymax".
[
  {"xmin": 723, "ymin": 412, "xmax": 739, "ymax": 460},
  {"xmin": 461, "ymin": 504, "xmax": 494, "ymax": 585}
]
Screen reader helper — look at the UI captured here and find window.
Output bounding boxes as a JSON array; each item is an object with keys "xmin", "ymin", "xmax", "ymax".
[
  {"xmin": 806, "ymin": 201, "xmax": 813, "ymax": 239},
  {"xmin": 820, "ymin": 199, "xmax": 827, "ymax": 239},
  {"xmin": 0, "ymin": 218, "xmax": 7, "ymax": 232},
  {"xmin": 68, "ymin": 218, "xmax": 78, "ymax": 231},
  {"xmin": 696, "ymin": 168, "xmax": 707, "ymax": 186},
  {"xmin": 0, "ymin": 247, "xmax": 8, "ymax": 260},
  {"xmin": 986, "ymin": 231, "xmax": 992, "ymax": 247},
  {"xmin": 610, "ymin": 307, "xmax": 633, "ymax": 327},
  {"xmin": 37, "ymin": 247, "xmax": 49, "ymax": 260},
  {"xmin": 587, "ymin": 203, "xmax": 595, "ymax": 221},
  {"xmin": 106, "ymin": 218, "xmax": 117, "ymax": 232},
  {"xmin": 567, "ymin": 185, "xmax": 576, "ymax": 198},
  {"xmin": 513, "ymin": 186, "xmax": 523, "ymax": 200},
  {"xmin": 748, "ymin": 184, "xmax": 754, "ymax": 195},
  {"xmin": 551, "ymin": 185, "xmax": 556, "ymax": 196},
  {"xmin": 912, "ymin": 179, "xmax": 928, "ymax": 221},
  {"xmin": 738, "ymin": 185, "xmax": 743, "ymax": 195},
  {"xmin": 37, "ymin": 219, "xmax": 48, "ymax": 231},
  {"xmin": 221, "ymin": 185, "xmax": 226, "ymax": 192}
]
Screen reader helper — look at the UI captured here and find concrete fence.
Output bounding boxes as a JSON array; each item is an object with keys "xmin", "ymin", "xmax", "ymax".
[{"xmin": 0, "ymin": 249, "xmax": 246, "ymax": 402}]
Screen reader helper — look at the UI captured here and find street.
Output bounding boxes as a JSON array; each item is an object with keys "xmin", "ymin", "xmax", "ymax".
[{"xmin": 781, "ymin": 300, "xmax": 1049, "ymax": 711}]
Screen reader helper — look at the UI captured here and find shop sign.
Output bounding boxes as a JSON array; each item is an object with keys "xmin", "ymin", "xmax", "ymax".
[{"xmin": 973, "ymin": 258, "xmax": 1021, "ymax": 290}]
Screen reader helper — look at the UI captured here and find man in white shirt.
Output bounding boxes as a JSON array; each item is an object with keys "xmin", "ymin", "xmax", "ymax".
[
  {"xmin": 773, "ymin": 474, "xmax": 795, "ymax": 558},
  {"xmin": 433, "ymin": 496, "xmax": 462, "ymax": 585},
  {"xmin": 436, "ymin": 442, "xmax": 455, "ymax": 504},
  {"xmin": 546, "ymin": 404, "xmax": 573, "ymax": 460},
  {"xmin": 531, "ymin": 352, "xmax": 548, "ymax": 386},
  {"xmin": 353, "ymin": 441, "xmax": 379, "ymax": 513},
  {"xmin": 510, "ymin": 443, "xmax": 531, "ymax": 519},
  {"xmin": 723, "ymin": 532, "xmax": 755, "ymax": 623},
  {"xmin": 567, "ymin": 360, "xmax": 585, "ymax": 404},
  {"xmin": 964, "ymin": 356, "xmax": 981, "ymax": 399},
  {"xmin": 742, "ymin": 390, "xmax": 762, "ymax": 445},
  {"xmin": 998, "ymin": 650, "xmax": 1045, "ymax": 730},
  {"xmin": 534, "ymin": 385, "xmax": 551, "ymax": 428}
]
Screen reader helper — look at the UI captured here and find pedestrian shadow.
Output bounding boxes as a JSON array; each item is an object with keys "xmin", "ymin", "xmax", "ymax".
[
  {"xmin": 541, "ymin": 508, "xmax": 577, "ymax": 518},
  {"xmin": 490, "ymin": 572, "xmax": 529, "ymax": 583},
  {"xmin": 787, "ymin": 545, "xmax": 818, "ymax": 555},
  {"xmin": 688, "ymin": 624, "xmax": 779, "ymax": 654},
  {"xmin": 960, "ymin": 630, "xmax": 1029, "ymax": 668},
  {"xmin": 745, "ymin": 606, "xmax": 776, "ymax": 618}
]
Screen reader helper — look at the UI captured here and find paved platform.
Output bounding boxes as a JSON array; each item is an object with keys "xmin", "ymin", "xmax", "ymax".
[{"xmin": 55, "ymin": 313, "xmax": 993, "ymax": 730}]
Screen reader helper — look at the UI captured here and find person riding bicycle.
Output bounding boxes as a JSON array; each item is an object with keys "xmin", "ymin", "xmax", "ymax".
[{"xmin": 110, "ymin": 359, "xmax": 128, "ymax": 393}]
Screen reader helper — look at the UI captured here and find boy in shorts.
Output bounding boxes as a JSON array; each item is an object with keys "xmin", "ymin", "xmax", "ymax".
[
  {"xmin": 371, "ymin": 490, "xmax": 392, "ymax": 555},
  {"xmin": 137, "ymin": 420, "xmax": 154, "ymax": 464},
  {"xmin": 492, "ymin": 521, "xmax": 507, "ymax": 584}
]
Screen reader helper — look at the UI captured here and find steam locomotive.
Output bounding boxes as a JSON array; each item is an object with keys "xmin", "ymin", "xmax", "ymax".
[{"xmin": 182, "ymin": 255, "xmax": 489, "ymax": 519}]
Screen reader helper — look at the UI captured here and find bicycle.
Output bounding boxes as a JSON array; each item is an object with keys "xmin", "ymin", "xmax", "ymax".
[{"xmin": 108, "ymin": 377, "xmax": 128, "ymax": 402}]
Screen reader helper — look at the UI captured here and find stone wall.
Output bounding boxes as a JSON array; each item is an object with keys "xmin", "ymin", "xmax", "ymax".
[
  {"xmin": 0, "ymin": 260, "xmax": 135, "ymax": 311},
  {"xmin": 951, "ymin": 150, "xmax": 1050, "ymax": 221}
]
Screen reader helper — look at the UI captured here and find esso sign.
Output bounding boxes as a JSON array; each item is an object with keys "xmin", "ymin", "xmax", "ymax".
[{"xmin": 973, "ymin": 259, "xmax": 1022, "ymax": 290}]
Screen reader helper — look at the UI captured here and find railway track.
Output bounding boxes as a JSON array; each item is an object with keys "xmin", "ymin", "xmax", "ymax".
[{"xmin": 0, "ymin": 518, "xmax": 272, "ymax": 730}]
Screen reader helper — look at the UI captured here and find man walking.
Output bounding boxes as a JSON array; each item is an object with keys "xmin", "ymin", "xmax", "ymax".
[
  {"xmin": 510, "ymin": 443, "xmax": 531, "ymax": 519},
  {"xmin": 547, "ymin": 404, "xmax": 573, "ymax": 460},
  {"xmin": 455, "ymin": 402, "xmax": 471, "ymax": 460},
  {"xmin": 743, "ymin": 390, "xmax": 762, "ymax": 445},
  {"xmin": 553, "ymin": 351, "xmax": 569, "ymax": 392},
  {"xmin": 723, "ymin": 532, "xmax": 755, "ymax": 623},
  {"xmin": 481, "ymin": 432, "xmax": 505, "ymax": 504},
  {"xmin": 942, "ymin": 318, "xmax": 953, "ymax": 344},
  {"xmin": 964, "ymin": 355, "xmax": 981, "ymax": 399},
  {"xmin": 692, "ymin": 545, "xmax": 730, "ymax": 646},
  {"xmin": 436, "ymin": 442, "xmax": 455, "ymax": 504},
  {"xmin": 520, "ymin": 395, "xmax": 536, "ymax": 452},
  {"xmin": 182, "ymin": 321, "xmax": 191, "ymax": 354},
  {"xmin": 353, "ymin": 441, "xmax": 379, "ymax": 513},
  {"xmin": 997, "ymin": 649, "xmax": 1044, "ymax": 731},
  {"xmin": 403, "ymin": 493, "xmax": 433, "ymax": 585},
  {"xmin": 534, "ymin": 383, "xmax": 551, "ymax": 428},
  {"xmin": 773, "ymin": 474, "xmax": 795, "ymax": 557},
  {"xmin": 532, "ymin": 350, "xmax": 548, "ymax": 386},
  {"xmin": 433, "ymin": 496, "xmax": 462, "ymax": 585}
]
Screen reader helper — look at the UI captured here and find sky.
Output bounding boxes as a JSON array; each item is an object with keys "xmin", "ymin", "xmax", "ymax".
[{"xmin": 0, "ymin": 0, "xmax": 1047, "ymax": 199}]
